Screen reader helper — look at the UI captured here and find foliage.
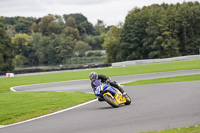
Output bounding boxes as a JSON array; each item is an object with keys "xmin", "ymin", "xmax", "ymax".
[
  {"xmin": 0, "ymin": 22, "xmax": 14, "ymax": 71},
  {"xmin": 66, "ymin": 16, "xmax": 77, "ymax": 28},
  {"xmin": 63, "ymin": 13, "xmax": 88, "ymax": 25},
  {"xmin": 35, "ymin": 34, "xmax": 62, "ymax": 65},
  {"xmin": 38, "ymin": 15, "xmax": 62, "ymax": 36},
  {"xmin": 78, "ymin": 21, "xmax": 94, "ymax": 36},
  {"xmin": 1, "ymin": 2, "xmax": 200, "ymax": 69},
  {"xmin": 64, "ymin": 13, "xmax": 94, "ymax": 36},
  {"xmin": 59, "ymin": 36, "xmax": 75, "ymax": 63},
  {"xmin": 30, "ymin": 22, "xmax": 38, "ymax": 33},
  {"xmin": 14, "ymin": 54, "xmax": 28, "ymax": 67},
  {"xmin": 68, "ymin": 56, "xmax": 105, "ymax": 64},
  {"xmin": 75, "ymin": 41, "xmax": 91, "ymax": 57},
  {"xmin": 86, "ymin": 51, "xmax": 103, "ymax": 57},
  {"xmin": 102, "ymin": 26, "xmax": 121, "ymax": 63},
  {"xmin": 0, "ymin": 13, "xmax": 108, "ymax": 69},
  {"xmin": 12, "ymin": 33, "xmax": 32, "ymax": 55},
  {"xmin": 83, "ymin": 35, "xmax": 104, "ymax": 50},
  {"xmin": 48, "ymin": 20, "xmax": 62, "ymax": 35},
  {"xmin": 117, "ymin": 1, "xmax": 200, "ymax": 61},
  {"xmin": 94, "ymin": 19, "xmax": 106, "ymax": 35},
  {"xmin": 62, "ymin": 26, "xmax": 80, "ymax": 41}
]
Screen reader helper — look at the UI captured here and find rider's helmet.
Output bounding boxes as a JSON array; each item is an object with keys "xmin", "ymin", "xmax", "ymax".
[{"xmin": 89, "ymin": 72, "xmax": 98, "ymax": 81}]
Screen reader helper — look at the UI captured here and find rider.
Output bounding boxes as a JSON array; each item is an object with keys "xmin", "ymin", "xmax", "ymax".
[{"xmin": 89, "ymin": 72, "xmax": 126, "ymax": 96}]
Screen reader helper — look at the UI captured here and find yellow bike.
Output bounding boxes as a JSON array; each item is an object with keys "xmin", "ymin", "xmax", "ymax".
[{"xmin": 95, "ymin": 81, "xmax": 131, "ymax": 108}]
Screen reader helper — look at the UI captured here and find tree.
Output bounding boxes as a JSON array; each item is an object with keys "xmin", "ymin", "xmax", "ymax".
[
  {"xmin": 0, "ymin": 17, "xmax": 16, "ymax": 25},
  {"xmin": 12, "ymin": 33, "xmax": 32, "ymax": 66},
  {"xmin": 177, "ymin": 2, "xmax": 200, "ymax": 55},
  {"xmin": 14, "ymin": 17, "xmax": 36, "ymax": 34},
  {"xmin": 102, "ymin": 26, "xmax": 121, "ymax": 63},
  {"xmin": 94, "ymin": 19, "xmax": 106, "ymax": 35},
  {"xmin": 12, "ymin": 33, "xmax": 32, "ymax": 55},
  {"xmin": 27, "ymin": 32, "xmax": 43, "ymax": 66},
  {"xmin": 59, "ymin": 36, "xmax": 75, "ymax": 63},
  {"xmin": 35, "ymin": 36, "xmax": 50, "ymax": 64},
  {"xmin": 35, "ymin": 34, "xmax": 61, "ymax": 65},
  {"xmin": 48, "ymin": 21, "xmax": 62, "ymax": 35},
  {"xmin": 64, "ymin": 13, "xmax": 94, "ymax": 36},
  {"xmin": 75, "ymin": 41, "xmax": 91, "ymax": 57},
  {"xmin": 66, "ymin": 17, "xmax": 77, "ymax": 28},
  {"xmin": 120, "ymin": 7, "xmax": 148, "ymax": 61},
  {"xmin": 63, "ymin": 13, "xmax": 88, "ymax": 25},
  {"xmin": 38, "ymin": 15, "xmax": 62, "ymax": 36},
  {"xmin": 55, "ymin": 15, "xmax": 65, "ymax": 28},
  {"xmin": 30, "ymin": 22, "xmax": 38, "ymax": 33},
  {"xmin": 78, "ymin": 21, "xmax": 94, "ymax": 36},
  {"xmin": 38, "ymin": 16, "xmax": 54, "ymax": 36},
  {"xmin": 62, "ymin": 26, "xmax": 80, "ymax": 41},
  {"xmin": 0, "ymin": 22, "xmax": 14, "ymax": 71},
  {"xmin": 15, "ymin": 23, "xmax": 29, "ymax": 33},
  {"xmin": 83, "ymin": 35, "xmax": 103, "ymax": 50},
  {"xmin": 119, "ymin": 2, "xmax": 200, "ymax": 62},
  {"xmin": 158, "ymin": 6, "xmax": 179, "ymax": 57}
]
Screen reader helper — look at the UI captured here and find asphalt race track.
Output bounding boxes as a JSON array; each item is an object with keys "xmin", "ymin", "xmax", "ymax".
[
  {"xmin": 1, "ymin": 70, "xmax": 200, "ymax": 133},
  {"xmin": 12, "ymin": 69, "xmax": 200, "ymax": 93}
]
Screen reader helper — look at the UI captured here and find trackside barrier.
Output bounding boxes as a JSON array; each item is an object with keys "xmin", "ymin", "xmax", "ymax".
[{"xmin": 112, "ymin": 55, "xmax": 200, "ymax": 67}]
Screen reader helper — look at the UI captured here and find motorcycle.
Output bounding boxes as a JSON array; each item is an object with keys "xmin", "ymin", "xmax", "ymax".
[{"xmin": 93, "ymin": 80, "xmax": 131, "ymax": 108}]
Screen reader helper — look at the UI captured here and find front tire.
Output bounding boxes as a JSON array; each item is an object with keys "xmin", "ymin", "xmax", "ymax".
[
  {"xmin": 103, "ymin": 93, "xmax": 119, "ymax": 108},
  {"xmin": 125, "ymin": 95, "xmax": 131, "ymax": 105}
]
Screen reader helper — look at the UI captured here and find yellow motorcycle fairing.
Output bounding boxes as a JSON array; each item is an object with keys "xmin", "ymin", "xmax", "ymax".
[
  {"xmin": 103, "ymin": 89, "xmax": 128, "ymax": 105},
  {"xmin": 103, "ymin": 92, "xmax": 118, "ymax": 105},
  {"xmin": 114, "ymin": 90, "xmax": 127, "ymax": 105}
]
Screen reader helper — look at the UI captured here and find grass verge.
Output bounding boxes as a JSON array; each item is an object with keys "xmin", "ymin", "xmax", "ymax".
[
  {"xmin": 123, "ymin": 74, "xmax": 200, "ymax": 86},
  {"xmin": 0, "ymin": 92, "xmax": 95, "ymax": 125},
  {"xmin": 142, "ymin": 125, "xmax": 200, "ymax": 133},
  {"xmin": 0, "ymin": 59, "xmax": 200, "ymax": 125}
]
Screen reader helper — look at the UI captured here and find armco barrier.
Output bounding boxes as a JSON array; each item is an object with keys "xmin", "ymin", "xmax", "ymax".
[
  {"xmin": 112, "ymin": 55, "xmax": 200, "ymax": 67},
  {"xmin": 0, "ymin": 63, "xmax": 111, "ymax": 76}
]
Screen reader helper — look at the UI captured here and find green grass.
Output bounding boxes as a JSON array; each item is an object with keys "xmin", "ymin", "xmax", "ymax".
[
  {"xmin": 0, "ymin": 92, "xmax": 95, "ymax": 125},
  {"xmin": 143, "ymin": 125, "xmax": 200, "ymax": 133},
  {"xmin": 123, "ymin": 74, "xmax": 200, "ymax": 86},
  {"xmin": 0, "ymin": 59, "xmax": 200, "ymax": 125}
]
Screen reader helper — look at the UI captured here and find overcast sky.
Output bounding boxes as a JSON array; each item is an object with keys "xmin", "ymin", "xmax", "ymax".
[{"xmin": 0, "ymin": 0, "xmax": 198, "ymax": 26}]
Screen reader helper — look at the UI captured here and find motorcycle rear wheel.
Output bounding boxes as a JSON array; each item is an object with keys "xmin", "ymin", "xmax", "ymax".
[{"xmin": 103, "ymin": 93, "xmax": 119, "ymax": 108}]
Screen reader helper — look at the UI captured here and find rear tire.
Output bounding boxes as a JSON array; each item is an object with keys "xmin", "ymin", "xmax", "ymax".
[{"xmin": 103, "ymin": 93, "xmax": 119, "ymax": 108}]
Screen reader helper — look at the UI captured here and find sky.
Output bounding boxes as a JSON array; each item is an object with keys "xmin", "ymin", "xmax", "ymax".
[{"xmin": 0, "ymin": 0, "xmax": 198, "ymax": 26}]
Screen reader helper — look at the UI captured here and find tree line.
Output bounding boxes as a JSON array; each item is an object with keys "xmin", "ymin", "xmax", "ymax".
[
  {"xmin": 0, "ymin": 13, "xmax": 109, "ymax": 71},
  {"xmin": 103, "ymin": 1, "xmax": 200, "ymax": 62},
  {"xmin": 1, "ymin": 1, "xmax": 200, "ymax": 71}
]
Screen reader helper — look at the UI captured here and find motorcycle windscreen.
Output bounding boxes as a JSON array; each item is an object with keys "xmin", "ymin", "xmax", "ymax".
[{"xmin": 93, "ymin": 79, "xmax": 102, "ymax": 87}]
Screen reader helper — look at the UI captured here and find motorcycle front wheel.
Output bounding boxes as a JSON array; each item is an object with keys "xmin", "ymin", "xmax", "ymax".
[
  {"xmin": 103, "ymin": 93, "xmax": 119, "ymax": 108},
  {"xmin": 125, "ymin": 94, "xmax": 131, "ymax": 105}
]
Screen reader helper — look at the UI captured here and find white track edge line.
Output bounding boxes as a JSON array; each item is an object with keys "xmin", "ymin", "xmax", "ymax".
[
  {"xmin": 10, "ymin": 87, "xmax": 17, "ymax": 92},
  {"xmin": 0, "ymin": 99, "xmax": 97, "ymax": 129}
]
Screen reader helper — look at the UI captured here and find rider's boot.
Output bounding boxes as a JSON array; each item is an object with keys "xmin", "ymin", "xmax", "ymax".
[
  {"xmin": 118, "ymin": 86, "xmax": 126, "ymax": 96},
  {"xmin": 110, "ymin": 81, "xmax": 127, "ymax": 96}
]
